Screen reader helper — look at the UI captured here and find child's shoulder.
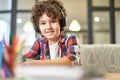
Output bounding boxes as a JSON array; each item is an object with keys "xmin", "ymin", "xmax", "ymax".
[
  {"xmin": 64, "ymin": 33, "xmax": 77, "ymax": 38},
  {"xmin": 35, "ymin": 36, "xmax": 46, "ymax": 42}
]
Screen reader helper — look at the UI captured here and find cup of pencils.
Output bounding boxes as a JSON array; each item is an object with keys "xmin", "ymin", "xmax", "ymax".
[{"xmin": 0, "ymin": 35, "xmax": 24, "ymax": 78}]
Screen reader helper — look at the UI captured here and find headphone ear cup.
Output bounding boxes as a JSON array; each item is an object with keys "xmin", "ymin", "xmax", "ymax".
[
  {"xmin": 33, "ymin": 25, "xmax": 40, "ymax": 33},
  {"xmin": 59, "ymin": 18, "xmax": 66, "ymax": 28}
]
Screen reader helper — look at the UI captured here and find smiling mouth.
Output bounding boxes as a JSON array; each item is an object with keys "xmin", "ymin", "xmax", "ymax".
[{"xmin": 46, "ymin": 31, "xmax": 54, "ymax": 33}]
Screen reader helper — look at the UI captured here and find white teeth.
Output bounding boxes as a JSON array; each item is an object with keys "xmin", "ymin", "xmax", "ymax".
[{"xmin": 46, "ymin": 31, "xmax": 53, "ymax": 33}]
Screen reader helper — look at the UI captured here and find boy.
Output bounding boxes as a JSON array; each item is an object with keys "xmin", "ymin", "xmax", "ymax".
[{"xmin": 23, "ymin": 0, "xmax": 80, "ymax": 66}]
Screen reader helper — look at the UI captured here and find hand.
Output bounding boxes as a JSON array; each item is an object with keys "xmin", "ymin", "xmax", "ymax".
[{"xmin": 22, "ymin": 60, "xmax": 34, "ymax": 66}]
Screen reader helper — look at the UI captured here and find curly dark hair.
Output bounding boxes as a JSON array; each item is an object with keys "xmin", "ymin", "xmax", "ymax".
[{"xmin": 31, "ymin": 0, "xmax": 67, "ymax": 33}]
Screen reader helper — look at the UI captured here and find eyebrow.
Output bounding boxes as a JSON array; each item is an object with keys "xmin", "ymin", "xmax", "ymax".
[{"xmin": 39, "ymin": 18, "xmax": 58, "ymax": 22}]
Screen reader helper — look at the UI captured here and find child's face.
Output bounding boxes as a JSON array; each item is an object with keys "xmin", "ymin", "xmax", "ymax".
[{"xmin": 39, "ymin": 13, "xmax": 61, "ymax": 43}]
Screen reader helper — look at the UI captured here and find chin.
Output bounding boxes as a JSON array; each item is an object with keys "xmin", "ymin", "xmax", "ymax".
[{"xmin": 47, "ymin": 37, "xmax": 54, "ymax": 39}]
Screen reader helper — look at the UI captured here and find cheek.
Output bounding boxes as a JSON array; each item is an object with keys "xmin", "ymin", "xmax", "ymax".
[
  {"xmin": 54, "ymin": 23, "xmax": 60, "ymax": 31},
  {"xmin": 57, "ymin": 26, "xmax": 61, "ymax": 32},
  {"xmin": 39, "ymin": 26, "xmax": 44, "ymax": 32}
]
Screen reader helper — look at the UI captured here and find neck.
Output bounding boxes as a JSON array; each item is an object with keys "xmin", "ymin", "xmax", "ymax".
[
  {"xmin": 48, "ymin": 39, "xmax": 58, "ymax": 45},
  {"xmin": 48, "ymin": 37, "xmax": 59, "ymax": 45}
]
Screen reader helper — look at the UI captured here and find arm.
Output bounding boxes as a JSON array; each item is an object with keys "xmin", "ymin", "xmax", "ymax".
[
  {"xmin": 23, "ymin": 56, "xmax": 72, "ymax": 66},
  {"xmin": 66, "ymin": 34, "xmax": 81, "ymax": 65},
  {"xmin": 24, "ymin": 38, "xmax": 40, "ymax": 59}
]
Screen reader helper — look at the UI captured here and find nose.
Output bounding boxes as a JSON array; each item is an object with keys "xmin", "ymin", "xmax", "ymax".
[{"xmin": 46, "ymin": 22, "xmax": 52, "ymax": 29}]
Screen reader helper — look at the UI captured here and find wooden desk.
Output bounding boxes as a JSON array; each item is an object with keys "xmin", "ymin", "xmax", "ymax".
[{"xmin": 104, "ymin": 73, "xmax": 120, "ymax": 80}]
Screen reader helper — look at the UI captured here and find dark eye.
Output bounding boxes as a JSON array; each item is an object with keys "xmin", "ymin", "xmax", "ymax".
[
  {"xmin": 40, "ymin": 22, "xmax": 45, "ymax": 25},
  {"xmin": 51, "ymin": 20, "xmax": 57, "ymax": 23}
]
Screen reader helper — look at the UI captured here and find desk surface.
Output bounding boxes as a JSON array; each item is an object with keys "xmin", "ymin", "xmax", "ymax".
[
  {"xmin": 104, "ymin": 73, "xmax": 120, "ymax": 80},
  {"xmin": 14, "ymin": 66, "xmax": 120, "ymax": 80},
  {"xmin": 15, "ymin": 65, "xmax": 84, "ymax": 80}
]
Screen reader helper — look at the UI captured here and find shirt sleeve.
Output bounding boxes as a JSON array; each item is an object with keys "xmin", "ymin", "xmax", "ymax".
[
  {"xmin": 66, "ymin": 34, "xmax": 81, "ymax": 65},
  {"xmin": 24, "ymin": 38, "xmax": 40, "ymax": 59}
]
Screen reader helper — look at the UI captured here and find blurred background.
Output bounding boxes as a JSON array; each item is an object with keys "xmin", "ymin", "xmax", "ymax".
[{"xmin": 0, "ymin": 0, "xmax": 120, "ymax": 46}]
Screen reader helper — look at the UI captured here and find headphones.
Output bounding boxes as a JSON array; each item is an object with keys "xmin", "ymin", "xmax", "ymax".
[
  {"xmin": 59, "ymin": 6, "xmax": 66, "ymax": 30},
  {"xmin": 33, "ymin": 1, "xmax": 66, "ymax": 33}
]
